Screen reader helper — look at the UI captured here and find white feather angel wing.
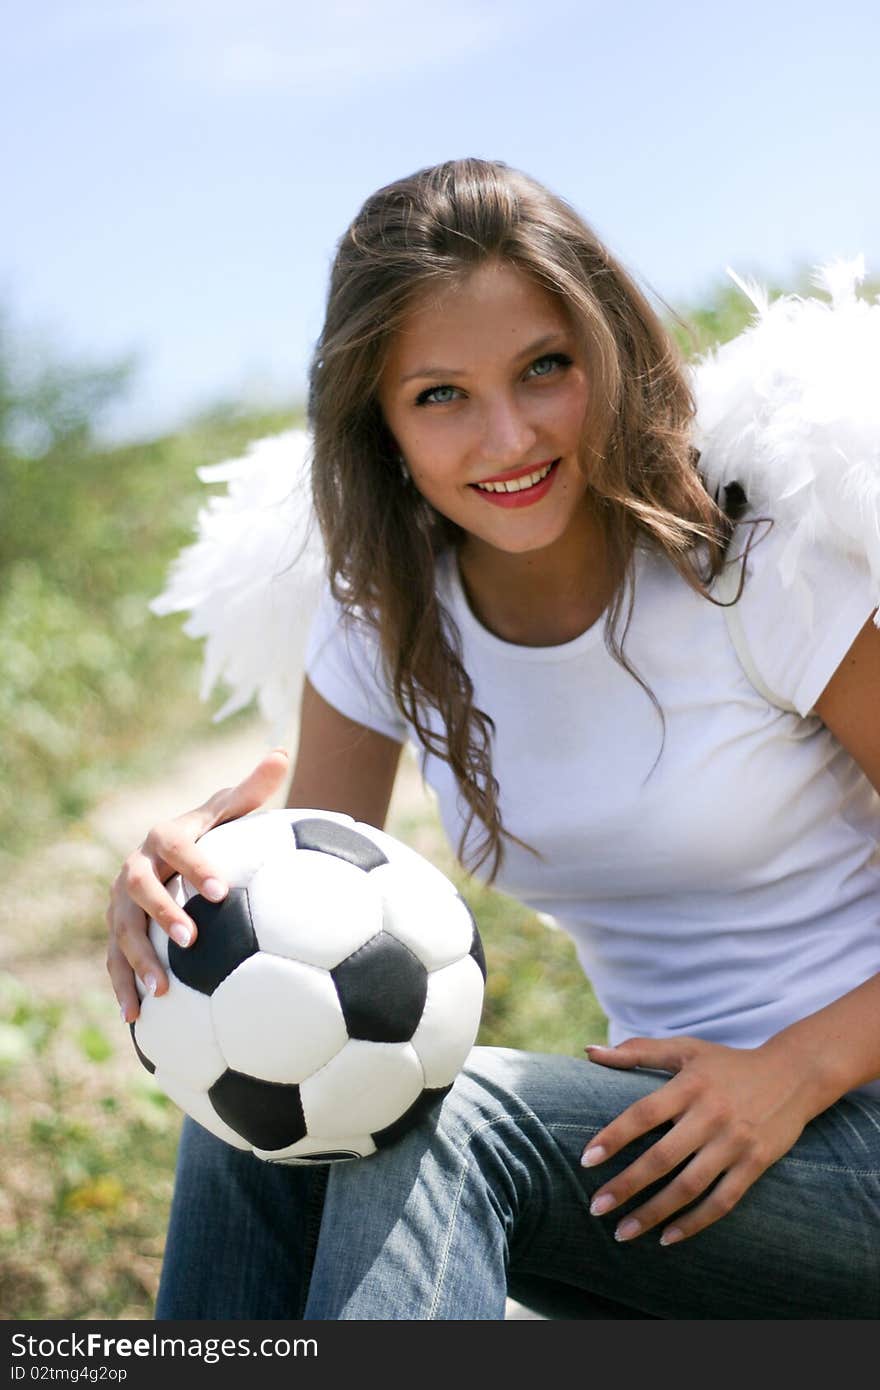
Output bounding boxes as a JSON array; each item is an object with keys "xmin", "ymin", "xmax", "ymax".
[
  {"xmin": 692, "ymin": 255, "xmax": 880, "ymax": 627},
  {"xmin": 149, "ymin": 428, "xmax": 325, "ymax": 743}
]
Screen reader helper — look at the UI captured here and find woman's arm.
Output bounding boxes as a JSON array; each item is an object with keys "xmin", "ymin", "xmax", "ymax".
[
  {"xmin": 782, "ymin": 607, "xmax": 880, "ymax": 1103},
  {"xmin": 581, "ymin": 610, "xmax": 880, "ymax": 1247},
  {"xmin": 814, "ymin": 609, "xmax": 880, "ymax": 783},
  {"xmin": 286, "ymin": 676, "xmax": 405, "ymax": 829}
]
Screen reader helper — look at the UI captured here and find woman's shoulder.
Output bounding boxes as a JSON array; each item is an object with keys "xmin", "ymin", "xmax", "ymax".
[
  {"xmin": 723, "ymin": 508, "xmax": 878, "ymax": 716},
  {"xmin": 730, "ymin": 507, "xmax": 872, "ymax": 613}
]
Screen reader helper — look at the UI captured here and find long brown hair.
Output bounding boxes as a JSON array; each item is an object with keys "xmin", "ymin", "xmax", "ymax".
[{"xmin": 308, "ymin": 157, "xmax": 741, "ymax": 882}]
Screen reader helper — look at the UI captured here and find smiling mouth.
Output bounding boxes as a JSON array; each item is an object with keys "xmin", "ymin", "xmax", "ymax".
[{"xmin": 471, "ymin": 459, "xmax": 559, "ymax": 494}]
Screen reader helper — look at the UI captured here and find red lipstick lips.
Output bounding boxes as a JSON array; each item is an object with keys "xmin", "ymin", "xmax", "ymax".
[
  {"xmin": 469, "ymin": 457, "xmax": 561, "ymax": 509},
  {"xmin": 475, "ymin": 458, "xmax": 557, "ymax": 485}
]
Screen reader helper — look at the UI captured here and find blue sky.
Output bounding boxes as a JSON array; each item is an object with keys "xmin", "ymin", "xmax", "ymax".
[{"xmin": 3, "ymin": 0, "xmax": 878, "ymax": 444}]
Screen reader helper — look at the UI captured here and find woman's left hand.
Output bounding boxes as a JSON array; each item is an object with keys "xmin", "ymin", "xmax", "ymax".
[{"xmin": 581, "ymin": 1036, "xmax": 816, "ymax": 1247}]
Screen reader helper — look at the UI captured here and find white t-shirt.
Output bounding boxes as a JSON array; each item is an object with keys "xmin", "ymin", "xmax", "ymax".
[{"xmin": 304, "ymin": 517, "xmax": 880, "ymax": 1097}]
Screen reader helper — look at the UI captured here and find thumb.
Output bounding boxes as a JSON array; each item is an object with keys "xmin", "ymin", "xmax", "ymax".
[
  {"xmin": 584, "ymin": 1036, "xmax": 693, "ymax": 1073},
  {"xmin": 207, "ymin": 747, "xmax": 291, "ymax": 828}
]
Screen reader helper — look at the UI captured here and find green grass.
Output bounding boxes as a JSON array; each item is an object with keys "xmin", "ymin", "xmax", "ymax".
[
  {"xmin": 466, "ymin": 880, "xmax": 607, "ymax": 1054},
  {"xmin": 0, "ymin": 972, "xmax": 181, "ymax": 1319}
]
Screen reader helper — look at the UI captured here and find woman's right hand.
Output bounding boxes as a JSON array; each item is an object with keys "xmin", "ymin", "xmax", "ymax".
[{"xmin": 106, "ymin": 748, "xmax": 290, "ymax": 1024}]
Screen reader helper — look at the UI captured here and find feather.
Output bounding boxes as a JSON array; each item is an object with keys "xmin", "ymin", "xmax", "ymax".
[
  {"xmin": 692, "ymin": 257, "xmax": 880, "ymax": 630},
  {"xmin": 149, "ymin": 429, "xmax": 325, "ymax": 742}
]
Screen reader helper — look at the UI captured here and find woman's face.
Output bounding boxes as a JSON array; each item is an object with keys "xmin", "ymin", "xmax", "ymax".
[{"xmin": 377, "ymin": 259, "xmax": 593, "ymax": 560}]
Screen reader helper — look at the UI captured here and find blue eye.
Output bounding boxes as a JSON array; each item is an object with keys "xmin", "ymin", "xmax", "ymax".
[
  {"xmin": 415, "ymin": 384, "xmax": 458, "ymax": 406},
  {"xmin": 528, "ymin": 352, "xmax": 572, "ymax": 378}
]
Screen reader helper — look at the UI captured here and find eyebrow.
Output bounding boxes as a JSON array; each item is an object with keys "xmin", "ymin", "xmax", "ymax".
[{"xmin": 398, "ymin": 332, "xmax": 571, "ymax": 386}]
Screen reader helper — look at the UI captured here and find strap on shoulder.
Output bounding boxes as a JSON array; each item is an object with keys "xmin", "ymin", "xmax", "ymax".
[{"xmin": 714, "ymin": 557, "xmax": 799, "ymax": 715}]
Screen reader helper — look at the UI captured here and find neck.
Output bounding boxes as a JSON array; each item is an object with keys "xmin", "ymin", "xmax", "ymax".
[{"xmin": 456, "ymin": 501, "xmax": 617, "ymax": 647}]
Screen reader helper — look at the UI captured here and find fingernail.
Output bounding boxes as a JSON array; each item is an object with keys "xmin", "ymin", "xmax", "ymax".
[
  {"xmin": 590, "ymin": 1193, "xmax": 616, "ymax": 1216},
  {"xmin": 581, "ymin": 1144, "xmax": 607, "ymax": 1167},
  {"xmin": 202, "ymin": 878, "xmax": 227, "ymax": 903},
  {"xmin": 615, "ymin": 1218, "xmax": 641, "ymax": 1242},
  {"xmin": 660, "ymin": 1227, "xmax": 684, "ymax": 1247},
  {"xmin": 120, "ymin": 1006, "xmax": 129, "ymax": 1024},
  {"xmin": 170, "ymin": 921, "xmax": 193, "ymax": 947},
  {"xmin": 144, "ymin": 974, "xmax": 158, "ymax": 996}
]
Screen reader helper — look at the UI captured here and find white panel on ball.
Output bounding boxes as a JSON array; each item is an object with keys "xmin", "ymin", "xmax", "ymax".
[
  {"xmin": 246, "ymin": 850, "xmax": 385, "ymax": 967},
  {"xmin": 371, "ymin": 865, "xmax": 474, "ymax": 968},
  {"xmin": 355, "ymin": 823, "xmax": 460, "ymax": 897},
  {"xmin": 411, "ymin": 956, "xmax": 484, "ymax": 1087},
  {"xmin": 301, "ymin": 1039, "xmax": 424, "ymax": 1138},
  {"xmin": 211, "ymin": 953, "xmax": 348, "ymax": 1082},
  {"xmin": 156, "ymin": 1069, "xmax": 252, "ymax": 1151},
  {"xmin": 135, "ymin": 978, "xmax": 226, "ymax": 1091},
  {"xmin": 192, "ymin": 810, "xmax": 301, "ymax": 886}
]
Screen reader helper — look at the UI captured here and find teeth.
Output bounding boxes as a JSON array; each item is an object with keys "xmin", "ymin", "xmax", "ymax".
[{"xmin": 475, "ymin": 461, "xmax": 555, "ymax": 493}]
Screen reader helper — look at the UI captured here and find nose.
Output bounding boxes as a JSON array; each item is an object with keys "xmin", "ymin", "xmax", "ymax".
[{"xmin": 478, "ymin": 393, "xmax": 537, "ymax": 469}]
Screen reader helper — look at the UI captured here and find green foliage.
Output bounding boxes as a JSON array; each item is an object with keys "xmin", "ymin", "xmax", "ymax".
[
  {"xmin": 0, "ymin": 304, "xmax": 136, "ymax": 462},
  {"xmin": 668, "ymin": 264, "xmax": 880, "ymax": 362},
  {"xmin": 464, "ymin": 881, "xmax": 607, "ymax": 1056},
  {"xmin": 77, "ymin": 1024, "xmax": 114, "ymax": 1064},
  {"xmin": 0, "ymin": 311, "xmax": 301, "ymax": 863}
]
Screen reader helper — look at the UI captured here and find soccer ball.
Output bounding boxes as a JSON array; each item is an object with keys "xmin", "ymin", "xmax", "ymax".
[{"xmin": 129, "ymin": 808, "xmax": 486, "ymax": 1163}]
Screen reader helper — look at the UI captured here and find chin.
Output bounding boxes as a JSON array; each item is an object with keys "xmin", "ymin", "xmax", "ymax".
[{"xmin": 477, "ymin": 518, "xmax": 573, "ymax": 557}]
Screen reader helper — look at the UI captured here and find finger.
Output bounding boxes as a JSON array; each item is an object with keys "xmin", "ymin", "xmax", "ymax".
[
  {"xmin": 603, "ymin": 1137, "xmax": 729, "ymax": 1240},
  {"xmin": 141, "ymin": 819, "xmax": 229, "ymax": 905},
  {"xmin": 106, "ymin": 936, "xmax": 161, "ymax": 1023},
  {"xmin": 587, "ymin": 1118, "xmax": 701, "ymax": 1219},
  {"xmin": 107, "ymin": 938, "xmax": 139, "ymax": 1022},
  {"xmin": 580, "ymin": 1080, "xmax": 682, "ymax": 1168},
  {"xmin": 657, "ymin": 1163, "xmax": 762, "ymax": 1246},
  {"xmin": 108, "ymin": 885, "xmax": 173, "ymax": 995},
  {"xmin": 201, "ymin": 747, "xmax": 290, "ymax": 828},
  {"xmin": 119, "ymin": 850, "xmax": 200, "ymax": 946},
  {"xmin": 585, "ymin": 1036, "xmax": 699, "ymax": 1073}
]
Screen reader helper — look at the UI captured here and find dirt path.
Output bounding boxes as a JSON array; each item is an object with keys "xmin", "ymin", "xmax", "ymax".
[{"xmin": 2, "ymin": 719, "xmax": 440, "ymax": 971}]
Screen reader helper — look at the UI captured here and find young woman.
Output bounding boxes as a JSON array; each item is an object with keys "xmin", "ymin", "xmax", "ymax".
[{"xmin": 105, "ymin": 158, "xmax": 880, "ymax": 1319}]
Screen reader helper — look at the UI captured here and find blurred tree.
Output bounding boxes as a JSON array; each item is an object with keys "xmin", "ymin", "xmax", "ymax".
[{"xmin": 0, "ymin": 307, "xmax": 136, "ymax": 461}]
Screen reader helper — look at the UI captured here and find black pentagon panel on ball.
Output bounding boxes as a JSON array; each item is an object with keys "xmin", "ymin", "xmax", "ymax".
[
  {"xmin": 209, "ymin": 1070, "xmax": 308, "ymax": 1151},
  {"xmin": 291, "ymin": 817, "xmax": 389, "ymax": 871},
  {"xmin": 372, "ymin": 1084, "xmax": 453, "ymax": 1151},
  {"xmin": 129, "ymin": 1023, "xmax": 156, "ymax": 1075},
  {"xmin": 168, "ymin": 887, "xmax": 258, "ymax": 995},
  {"xmin": 331, "ymin": 931, "xmax": 428, "ymax": 1042},
  {"xmin": 461, "ymin": 897, "xmax": 487, "ymax": 983}
]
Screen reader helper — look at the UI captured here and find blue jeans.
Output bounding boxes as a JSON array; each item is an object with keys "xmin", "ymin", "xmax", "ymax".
[{"xmin": 155, "ymin": 1047, "xmax": 880, "ymax": 1320}]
